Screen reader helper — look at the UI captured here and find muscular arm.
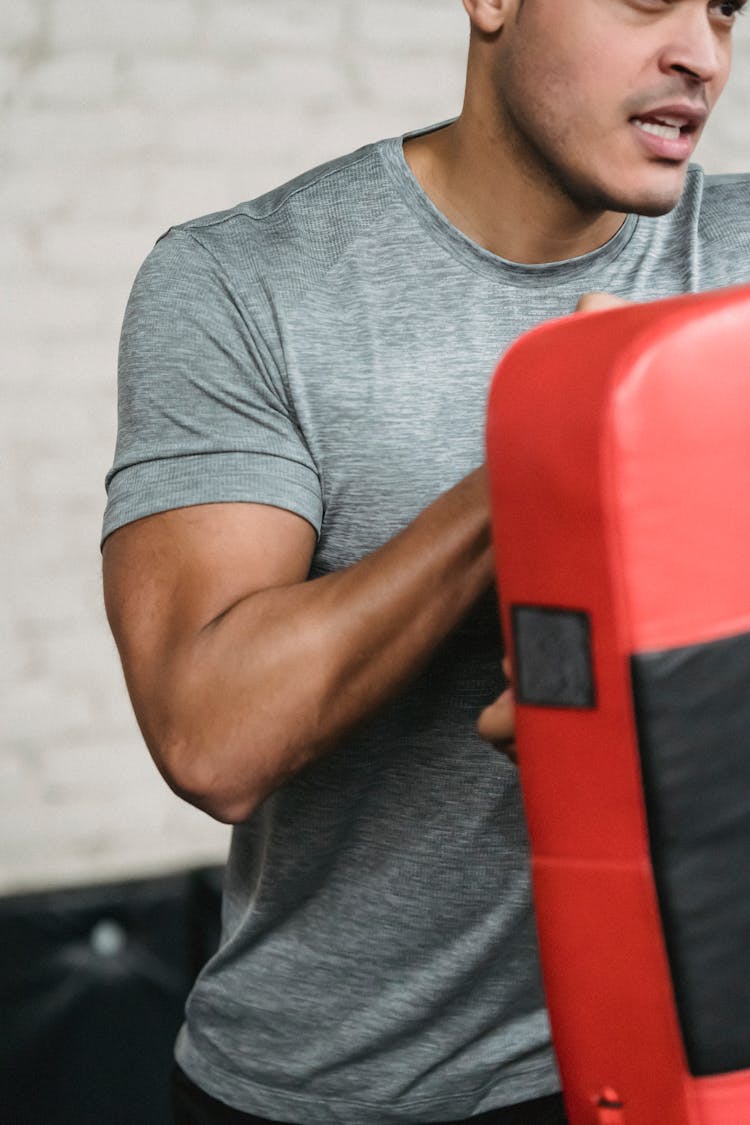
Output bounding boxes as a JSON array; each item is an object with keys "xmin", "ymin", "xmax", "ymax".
[{"xmin": 103, "ymin": 467, "xmax": 493, "ymax": 824}]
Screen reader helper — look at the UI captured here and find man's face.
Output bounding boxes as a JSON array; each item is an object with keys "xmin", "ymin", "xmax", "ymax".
[{"xmin": 488, "ymin": 0, "xmax": 741, "ymax": 216}]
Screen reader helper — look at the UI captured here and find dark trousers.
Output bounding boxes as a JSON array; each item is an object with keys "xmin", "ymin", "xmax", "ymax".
[{"xmin": 170, "ymin": 1065, "xmax": 568, "ymax": 1125}]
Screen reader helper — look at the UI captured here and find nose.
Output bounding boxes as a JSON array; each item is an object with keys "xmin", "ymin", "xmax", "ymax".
[{"xmin": 658, "ymin": 7, "xmax": 725, "ymax": 87}]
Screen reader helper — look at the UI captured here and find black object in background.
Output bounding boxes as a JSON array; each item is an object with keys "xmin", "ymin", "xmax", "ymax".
[{"xmin": 0, "ymin": 865, "xmax": 223, "ymax": 1125}]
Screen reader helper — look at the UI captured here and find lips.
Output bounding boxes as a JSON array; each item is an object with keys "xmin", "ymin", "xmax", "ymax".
[
  {"xmin": 630, "ymin": 103, "xmax": 706, "ymax": 133},
  {"xmin": 632, "ymin": 115, "xmax": 690, "ymax": 142},
  {"xmin": 629, "ymin": 104, "xmax": 706, "ymax": 161}
]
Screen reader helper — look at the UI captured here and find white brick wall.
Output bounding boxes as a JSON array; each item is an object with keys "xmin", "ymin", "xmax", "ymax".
[{"xmin": 2, "ymin": 1, "xmax": 750, "ymax": 893}]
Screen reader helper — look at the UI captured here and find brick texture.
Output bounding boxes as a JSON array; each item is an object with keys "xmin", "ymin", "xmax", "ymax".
[{"xmin": 2, "ymin": 0, "xmax": 750, "ymax": 892}]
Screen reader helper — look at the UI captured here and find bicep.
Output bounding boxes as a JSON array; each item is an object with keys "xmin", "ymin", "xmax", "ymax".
[{"xmin": 102, "ymin": 501, "xmax": 317, "ymax": 674}]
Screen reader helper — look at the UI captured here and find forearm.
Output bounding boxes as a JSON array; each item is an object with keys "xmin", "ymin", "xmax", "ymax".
[{"xmin": 155, "ymin": 468, "xmax": 494, "ymax": 821}]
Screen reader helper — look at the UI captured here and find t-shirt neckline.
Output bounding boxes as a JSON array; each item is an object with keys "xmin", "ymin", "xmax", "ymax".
[{"xmin": 379, "ymin": 119, "xmax": 640, "ymax": 287}]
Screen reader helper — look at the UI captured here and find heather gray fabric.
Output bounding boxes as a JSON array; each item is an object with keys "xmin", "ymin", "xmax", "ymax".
[{"xmin": 103, "ymin": 121, "xmax": 750, "ymax": 1124}]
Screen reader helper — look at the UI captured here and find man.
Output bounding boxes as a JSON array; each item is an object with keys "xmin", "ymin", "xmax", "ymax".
[{"xmin": 102, "ymin": 1, "xmax": 749, "ymax": 1122}]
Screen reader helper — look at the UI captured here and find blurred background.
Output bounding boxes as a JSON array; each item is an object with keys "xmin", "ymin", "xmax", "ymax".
[{"xmin": 1, "ymin": 2, "xmax": 750, "ymax": 1120}]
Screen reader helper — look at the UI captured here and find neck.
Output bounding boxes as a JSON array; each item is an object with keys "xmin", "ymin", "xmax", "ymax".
[{"xmin": 403, "ymin": 107, "xmax": 626, "ymax": 266}]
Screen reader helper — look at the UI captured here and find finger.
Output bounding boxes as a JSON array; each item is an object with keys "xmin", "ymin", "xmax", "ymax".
[
  {"xmin": 575, "ymin": 291, "xmax": 631, "ymax": 314},
  {"xmin": 477, "ymin": 688, "xmax": 516, "ymax": 754}
]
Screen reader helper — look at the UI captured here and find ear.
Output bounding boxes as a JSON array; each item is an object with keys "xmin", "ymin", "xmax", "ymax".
[{"xmin": 462, "ymin": 0, "xmax": 513, "ymax": 36}]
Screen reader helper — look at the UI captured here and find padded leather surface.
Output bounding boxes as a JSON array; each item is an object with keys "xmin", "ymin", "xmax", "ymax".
[{"xmin": 632, "ymin": 632, "xmax": 750, "ymax": 1076}]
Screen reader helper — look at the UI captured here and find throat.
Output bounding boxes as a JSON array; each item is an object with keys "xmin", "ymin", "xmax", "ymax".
[{"xmin": 403, "ymin": 120, "xmax": 626, "ymax": 266}]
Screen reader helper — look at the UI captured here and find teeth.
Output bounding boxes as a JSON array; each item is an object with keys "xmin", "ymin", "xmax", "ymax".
[
  {"xmin": 657, "ymin": 116, "xmax": 687, "ymax": 128},
  {"xmin": 633, "ymin": 118, "xmax": 682, "ymax": 141}
]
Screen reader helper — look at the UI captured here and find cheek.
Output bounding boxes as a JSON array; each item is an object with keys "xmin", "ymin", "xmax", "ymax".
[
  {"xmin": 709, "ymin": 48, "xmax": 733, "ymax": 108},
  {"xmin": 499, "ymin": 20, "xmax": 634, "ymax": 164},
  {"xmin": 512, "ymin": 36, "xmax": 616, "ymax": 139},
  {"xmin": 521, "ymin": 63, "xmax": 611, "ymax": 157},
  {"xmin": 504, "ymin": 46, "xmax": 579, "ymax": 134}
]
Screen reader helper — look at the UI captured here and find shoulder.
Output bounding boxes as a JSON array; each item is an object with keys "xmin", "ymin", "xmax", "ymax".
[
  {"xmin": 157, "ymin": 138, "xmax": 399, "ymax": 295},
  {"xmin": 701, "ymin": 169, "xmax": 750, "ymax": 198},
  {"xmin": 121, "ymin": 134, "xmax": 406, "ymax": 354},
  {"xmin": 659, "ymin": 166, "xmax": 750, "ymax": 289},
  {"xmin": 696, "ymin": 167, "xmax": 750, "ymax": 239}
]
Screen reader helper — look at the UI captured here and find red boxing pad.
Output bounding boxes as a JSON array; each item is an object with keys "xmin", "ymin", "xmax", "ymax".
[{"xmin": 486, "ymin": 286, "xmax": 750, "ymax": 1125}]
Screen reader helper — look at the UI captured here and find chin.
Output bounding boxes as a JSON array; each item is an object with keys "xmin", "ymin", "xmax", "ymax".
[
  {"xmin": 612, "ymin": 159, "xmax": 694, "ymax": 216},
  {"xmin": 615, "ymin": 190, "xmax": 684, "ymax": 217},
  {"xmin": 621, "ymin": 172, "xmax": 691, "ymax": 216},
  {"xmin": 573, "ymin": 170, "xmax": 688, "ymax": 219}
]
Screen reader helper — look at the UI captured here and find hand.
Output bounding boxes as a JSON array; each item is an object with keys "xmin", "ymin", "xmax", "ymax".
[
  {"xmin": 477, "ymin": 658, "xmax": 517, "ymax": 763},
  {"xmin": 575, "ymin": 291, "xmax": 631, "ymax": 313}
]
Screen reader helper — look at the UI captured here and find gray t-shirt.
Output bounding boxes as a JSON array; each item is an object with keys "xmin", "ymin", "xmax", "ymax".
[{"xmin": 104, "ymin": 122, "xmax": 750, "ymax": 1124}]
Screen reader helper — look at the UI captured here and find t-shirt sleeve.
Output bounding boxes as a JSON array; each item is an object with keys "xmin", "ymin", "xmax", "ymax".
[{"xmin": 101, "ymin": 228, "xmax": 323, "ymax": 545}]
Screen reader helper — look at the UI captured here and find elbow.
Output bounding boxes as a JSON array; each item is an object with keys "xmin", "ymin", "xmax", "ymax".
[
  {"xmin": 156, "ymin": 733, "xmax": 263, "ymax": 826},
  {"xmin": 184, "ymin": 786, "xmax": 258, "ymax": 827}
]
